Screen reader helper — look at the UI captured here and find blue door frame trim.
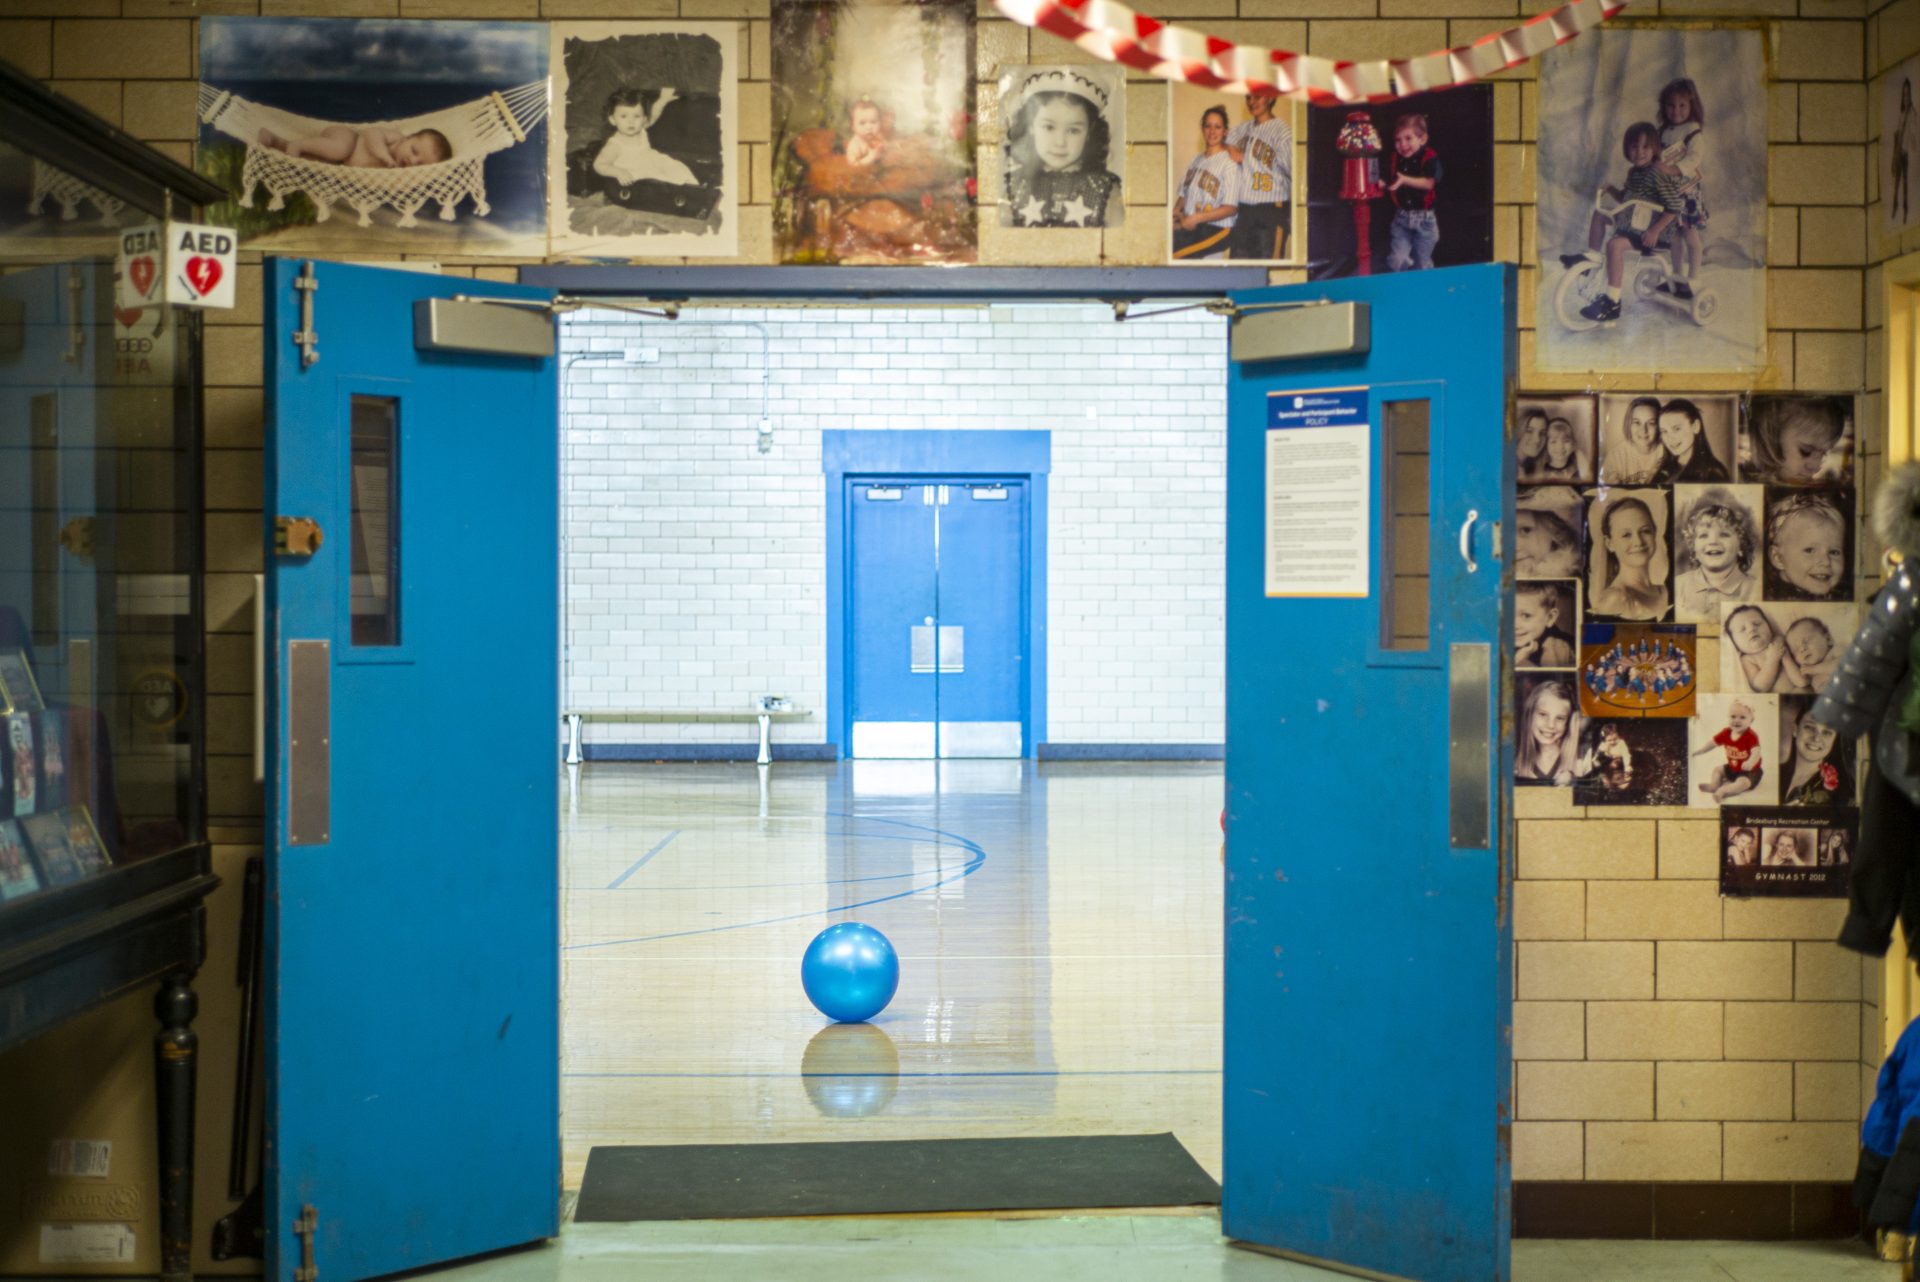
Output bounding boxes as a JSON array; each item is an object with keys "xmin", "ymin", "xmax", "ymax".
[
  {"xmin": 524, "ymin": 265, "xmax": 1269, "ymax": 300},
  {"xmin": 824, "ymin": 430, "xmax": 1050, "ymax": 759}
]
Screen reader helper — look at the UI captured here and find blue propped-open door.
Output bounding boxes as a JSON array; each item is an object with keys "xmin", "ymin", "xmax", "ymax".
[
  {"xmin": 1223, "ymin": 264, "xmax": 1516, "ymax": 1282},
  {"xmin": 263, "ymin": 259, "xmax": 559, "ymax": 1282}
]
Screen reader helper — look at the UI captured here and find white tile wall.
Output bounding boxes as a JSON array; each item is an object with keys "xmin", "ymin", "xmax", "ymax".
[{"xmin": 559, "ymin": 304, "xmax": 1228, "ymax": 748}]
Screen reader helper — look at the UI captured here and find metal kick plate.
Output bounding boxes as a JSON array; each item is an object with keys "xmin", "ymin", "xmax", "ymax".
[
  {"xmin": 287, "ymin": 640, "xmax": 330, "ymax": 846},
  {"xmin": 1448, "ymin": 643, "xmax": 1491, "ymax": 850},
  {"xmin": 938, "ymin": 625, "xmax": 964, "ymax": 673}
]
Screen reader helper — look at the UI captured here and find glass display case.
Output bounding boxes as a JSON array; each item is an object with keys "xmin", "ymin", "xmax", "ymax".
[{"xmin": 0, "ymin": 59, "xmax": 224, "ymax": 1282}]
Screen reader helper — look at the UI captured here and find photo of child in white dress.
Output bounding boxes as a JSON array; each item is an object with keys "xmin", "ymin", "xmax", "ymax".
[
  {"xmin": 1000, "ymin": 67, "xmax": 1124, "ymax": 229},
  {"xmin": 551, "ymin": 22, "xmax": 738, "ymax": 258}
]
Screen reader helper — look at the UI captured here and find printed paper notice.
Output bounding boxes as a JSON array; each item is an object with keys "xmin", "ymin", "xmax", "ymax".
[
  {"xmin": 1265, "ymin": 400, "xmax": 1369, "ymax": 598},
  {"xmin": 40, "ymin": 1223, "xmax": 135, "ymax": 1264}
]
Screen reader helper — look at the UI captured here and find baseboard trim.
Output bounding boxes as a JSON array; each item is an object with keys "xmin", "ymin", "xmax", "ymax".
[
  {"xmin": 1036, "ymin": 743, "xmax": 1224, "ymax": 761},
  {"xmin": 582, "ymin": 743, "xmax": 839, "ymax": 762},
  {"xmin": 1512, "ymin": 1180, "xmax": 1859, "ymax": 1240}
]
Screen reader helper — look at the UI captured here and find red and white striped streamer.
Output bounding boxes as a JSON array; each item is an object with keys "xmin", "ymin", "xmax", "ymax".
[{"xmin": 992, "ymin": 0, "xmax": 1628, "ymax": 105}]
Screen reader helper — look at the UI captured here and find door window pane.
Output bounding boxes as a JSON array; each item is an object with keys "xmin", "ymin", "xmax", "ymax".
[
  {"xmin": 1380, "ymin": 399, "xmax": 1431, "ymax": 651},
  {"xmin": 349, "ymin": 396, "xmax": 399, "ymax": 647}
]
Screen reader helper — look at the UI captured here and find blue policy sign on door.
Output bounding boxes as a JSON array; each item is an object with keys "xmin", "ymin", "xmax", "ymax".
[{"xmin": 1267, "ymin": 386, "xmax": 1368, "ymax": 429}]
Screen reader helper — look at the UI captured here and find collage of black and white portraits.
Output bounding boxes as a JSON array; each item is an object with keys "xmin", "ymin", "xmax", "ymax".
[{"xmin": 1513, "ymin": 393, "xmax": 1861, "ymax": 897}]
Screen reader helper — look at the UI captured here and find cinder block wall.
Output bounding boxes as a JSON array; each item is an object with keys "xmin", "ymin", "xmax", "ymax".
[{"xmin": 0, "ymin": 0, "xmax": 1880, "ymax": 1250}]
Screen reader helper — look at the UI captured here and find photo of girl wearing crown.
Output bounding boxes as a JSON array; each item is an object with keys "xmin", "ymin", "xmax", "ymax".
[{"xmin": 999, "ymin": 66, "xmax": 1125, "ymax": 229}]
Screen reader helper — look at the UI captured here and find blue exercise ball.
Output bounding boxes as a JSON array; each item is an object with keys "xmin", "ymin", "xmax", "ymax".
[{"xmin": 801, "ymin": 922, "xmax": 899, "ymax": 1024}]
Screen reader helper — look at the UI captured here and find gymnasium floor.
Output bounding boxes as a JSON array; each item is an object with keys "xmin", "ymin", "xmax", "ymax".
[
  {"xmin": 560, "ymin": 760, "xmax": 1223, "ymax": 1184},
  {"xmin": 545, "ymin": 760, "xmax": 1890, "ymax": 1280}
]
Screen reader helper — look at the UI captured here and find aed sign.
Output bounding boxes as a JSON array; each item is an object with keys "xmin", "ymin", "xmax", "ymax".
[
  {"xmin": 115, "ymin": 224, "xmax": 162, "ymax": 309},
  {"xmin": 114, "ymin": 221, "xmax": 237, "ymax": 311},
  {"xmin": 166, "ymin": 223, "xmax": 236, "ymax": 310}
]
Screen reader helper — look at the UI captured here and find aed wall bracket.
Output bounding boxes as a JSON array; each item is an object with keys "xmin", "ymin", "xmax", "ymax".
[{"xmin": 1229, "ymin": 301, "xmax": 1370, "ymax": 363}]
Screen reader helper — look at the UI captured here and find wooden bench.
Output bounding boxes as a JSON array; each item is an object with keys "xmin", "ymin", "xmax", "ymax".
[{"xmin": 562, "ymin": 704, "xmax": 812, "ymax": 767}]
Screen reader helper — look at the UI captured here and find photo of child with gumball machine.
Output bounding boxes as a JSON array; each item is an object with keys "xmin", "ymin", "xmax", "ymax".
[{"xmin": 1305, "ymin": 86, "xmax": 1494, "ymax": 281}]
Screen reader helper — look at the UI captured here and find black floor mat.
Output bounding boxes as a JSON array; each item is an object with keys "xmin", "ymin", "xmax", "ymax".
[{"xmin": 573, "ymin": 1133, "xmax": 1221, "ymax": 1221}]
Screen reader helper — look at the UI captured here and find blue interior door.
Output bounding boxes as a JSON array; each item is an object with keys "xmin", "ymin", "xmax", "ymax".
[
  {"xmin": 934, "ymin": 480, "xmax": 1025, "ymax": 757},
  {"xmin": 264, "ymin": 259, "xmax": 559, "ymax": 1282},
  {"xmin": 848, "ymin": 481, "xmax": 937, "ymax": 757},
  {"xmin": 1223, "ymin": 264, "xmax": 1515, "ymax": 1282}
]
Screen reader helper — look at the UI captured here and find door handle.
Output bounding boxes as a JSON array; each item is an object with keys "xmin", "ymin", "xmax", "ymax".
[{"xmin": 1458, "ymin": 508, "xmax": 1479, "ymax": 575}]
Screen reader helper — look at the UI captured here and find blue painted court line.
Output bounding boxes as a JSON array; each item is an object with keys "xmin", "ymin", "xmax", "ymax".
[
  {"xmin": 607, "ymin": 830, "xmax": 680, "ymax": 890},
  {"xmin": 566, "ymin": 811, "xmax": 988, "ymax": 950},
  {"xmin": 564, "ymin": 1069, "xmax": 1222, "ymax": 1079}
]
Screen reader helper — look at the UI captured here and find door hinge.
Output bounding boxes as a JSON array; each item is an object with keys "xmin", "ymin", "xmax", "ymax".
[
  {"xmin": 275, "ymin": 516, "xmax": 324, "ymax": 557},
  {"xmin": 293, "ymin": 260, "xmax": 319, "ymax": 368},
  {"xmin": 294, "ymin": 1204, "xmax": 318, "ymax": 1282}
]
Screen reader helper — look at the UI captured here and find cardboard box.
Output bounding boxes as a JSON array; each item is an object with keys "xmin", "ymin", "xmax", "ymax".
[{"xmin": 0, "ymin": 843, "xmax": 261, "ymax": 1276}]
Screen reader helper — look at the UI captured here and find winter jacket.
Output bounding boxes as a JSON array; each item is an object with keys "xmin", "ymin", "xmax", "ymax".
[
  {"xmin": 1812, "ymin": 464, "xmax": 1920, "ymax": 958},
  {"xmin": 1859, "ymin": 1015, "xmax": 1920, "ymax": 1233}
]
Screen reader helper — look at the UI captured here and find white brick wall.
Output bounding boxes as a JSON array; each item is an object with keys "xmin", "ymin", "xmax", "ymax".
[{"xmin": 559, "ymin": 303, "xmax": 1228, "ymax": 748}]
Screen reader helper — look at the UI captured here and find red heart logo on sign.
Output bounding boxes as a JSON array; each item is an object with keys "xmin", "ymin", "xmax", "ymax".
[
  {"xmin": 184, "ymin": 255, "xmax": 223, "ymax": 298},
  {"xmin": 114, "ymin": 306, "xmax": 142, "ymax": 329},
  {"xmin": 128, "ymin": 255, "xmax": 156, "ymax": 298}
]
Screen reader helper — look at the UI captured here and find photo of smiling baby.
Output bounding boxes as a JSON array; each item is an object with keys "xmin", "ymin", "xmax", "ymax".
[
  {"xmin": 1000, "ymin": 67, "xmax": 1124, "ymax": 229},
  {"xmin": 1761, "ymin": 486, "xmax": 1854, "ymax": 602}
]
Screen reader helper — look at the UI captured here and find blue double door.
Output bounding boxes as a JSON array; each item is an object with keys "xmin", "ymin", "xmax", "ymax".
[{"xmin": 847, "ymin": 478, "xmax": 1027, "ymax": 758}]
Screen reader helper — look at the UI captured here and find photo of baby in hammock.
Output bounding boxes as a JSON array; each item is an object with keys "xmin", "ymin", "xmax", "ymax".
[
  {"xmin": 197, "ymin": 17, "xmax": 550, "ymax": 257},
  {"xmin": 257, "ymin": 123, "xmax": 452, "ymax": 170},
  {"xmin": 551, "ymin": 23, "xmax": 738, "ymax": 258}
]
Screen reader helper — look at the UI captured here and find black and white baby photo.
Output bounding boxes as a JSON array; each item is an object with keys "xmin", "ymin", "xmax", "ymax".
[
  {"xmin": 1761, "ymin": 485, "xmax": 1855, "ymax": 603},
  {"xmin": 1719, "ymin": 601, "xmax": 1859, "ymax": 697},
  {"xmin": 550, "ymin": 22, "xmax": 737, "ymax": 257}
]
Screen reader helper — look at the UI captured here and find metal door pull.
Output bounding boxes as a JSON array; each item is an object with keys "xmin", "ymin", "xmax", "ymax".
[{"xmin": 1458, "ymin": 508, "xmax": 1479, "ymax": 574}]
